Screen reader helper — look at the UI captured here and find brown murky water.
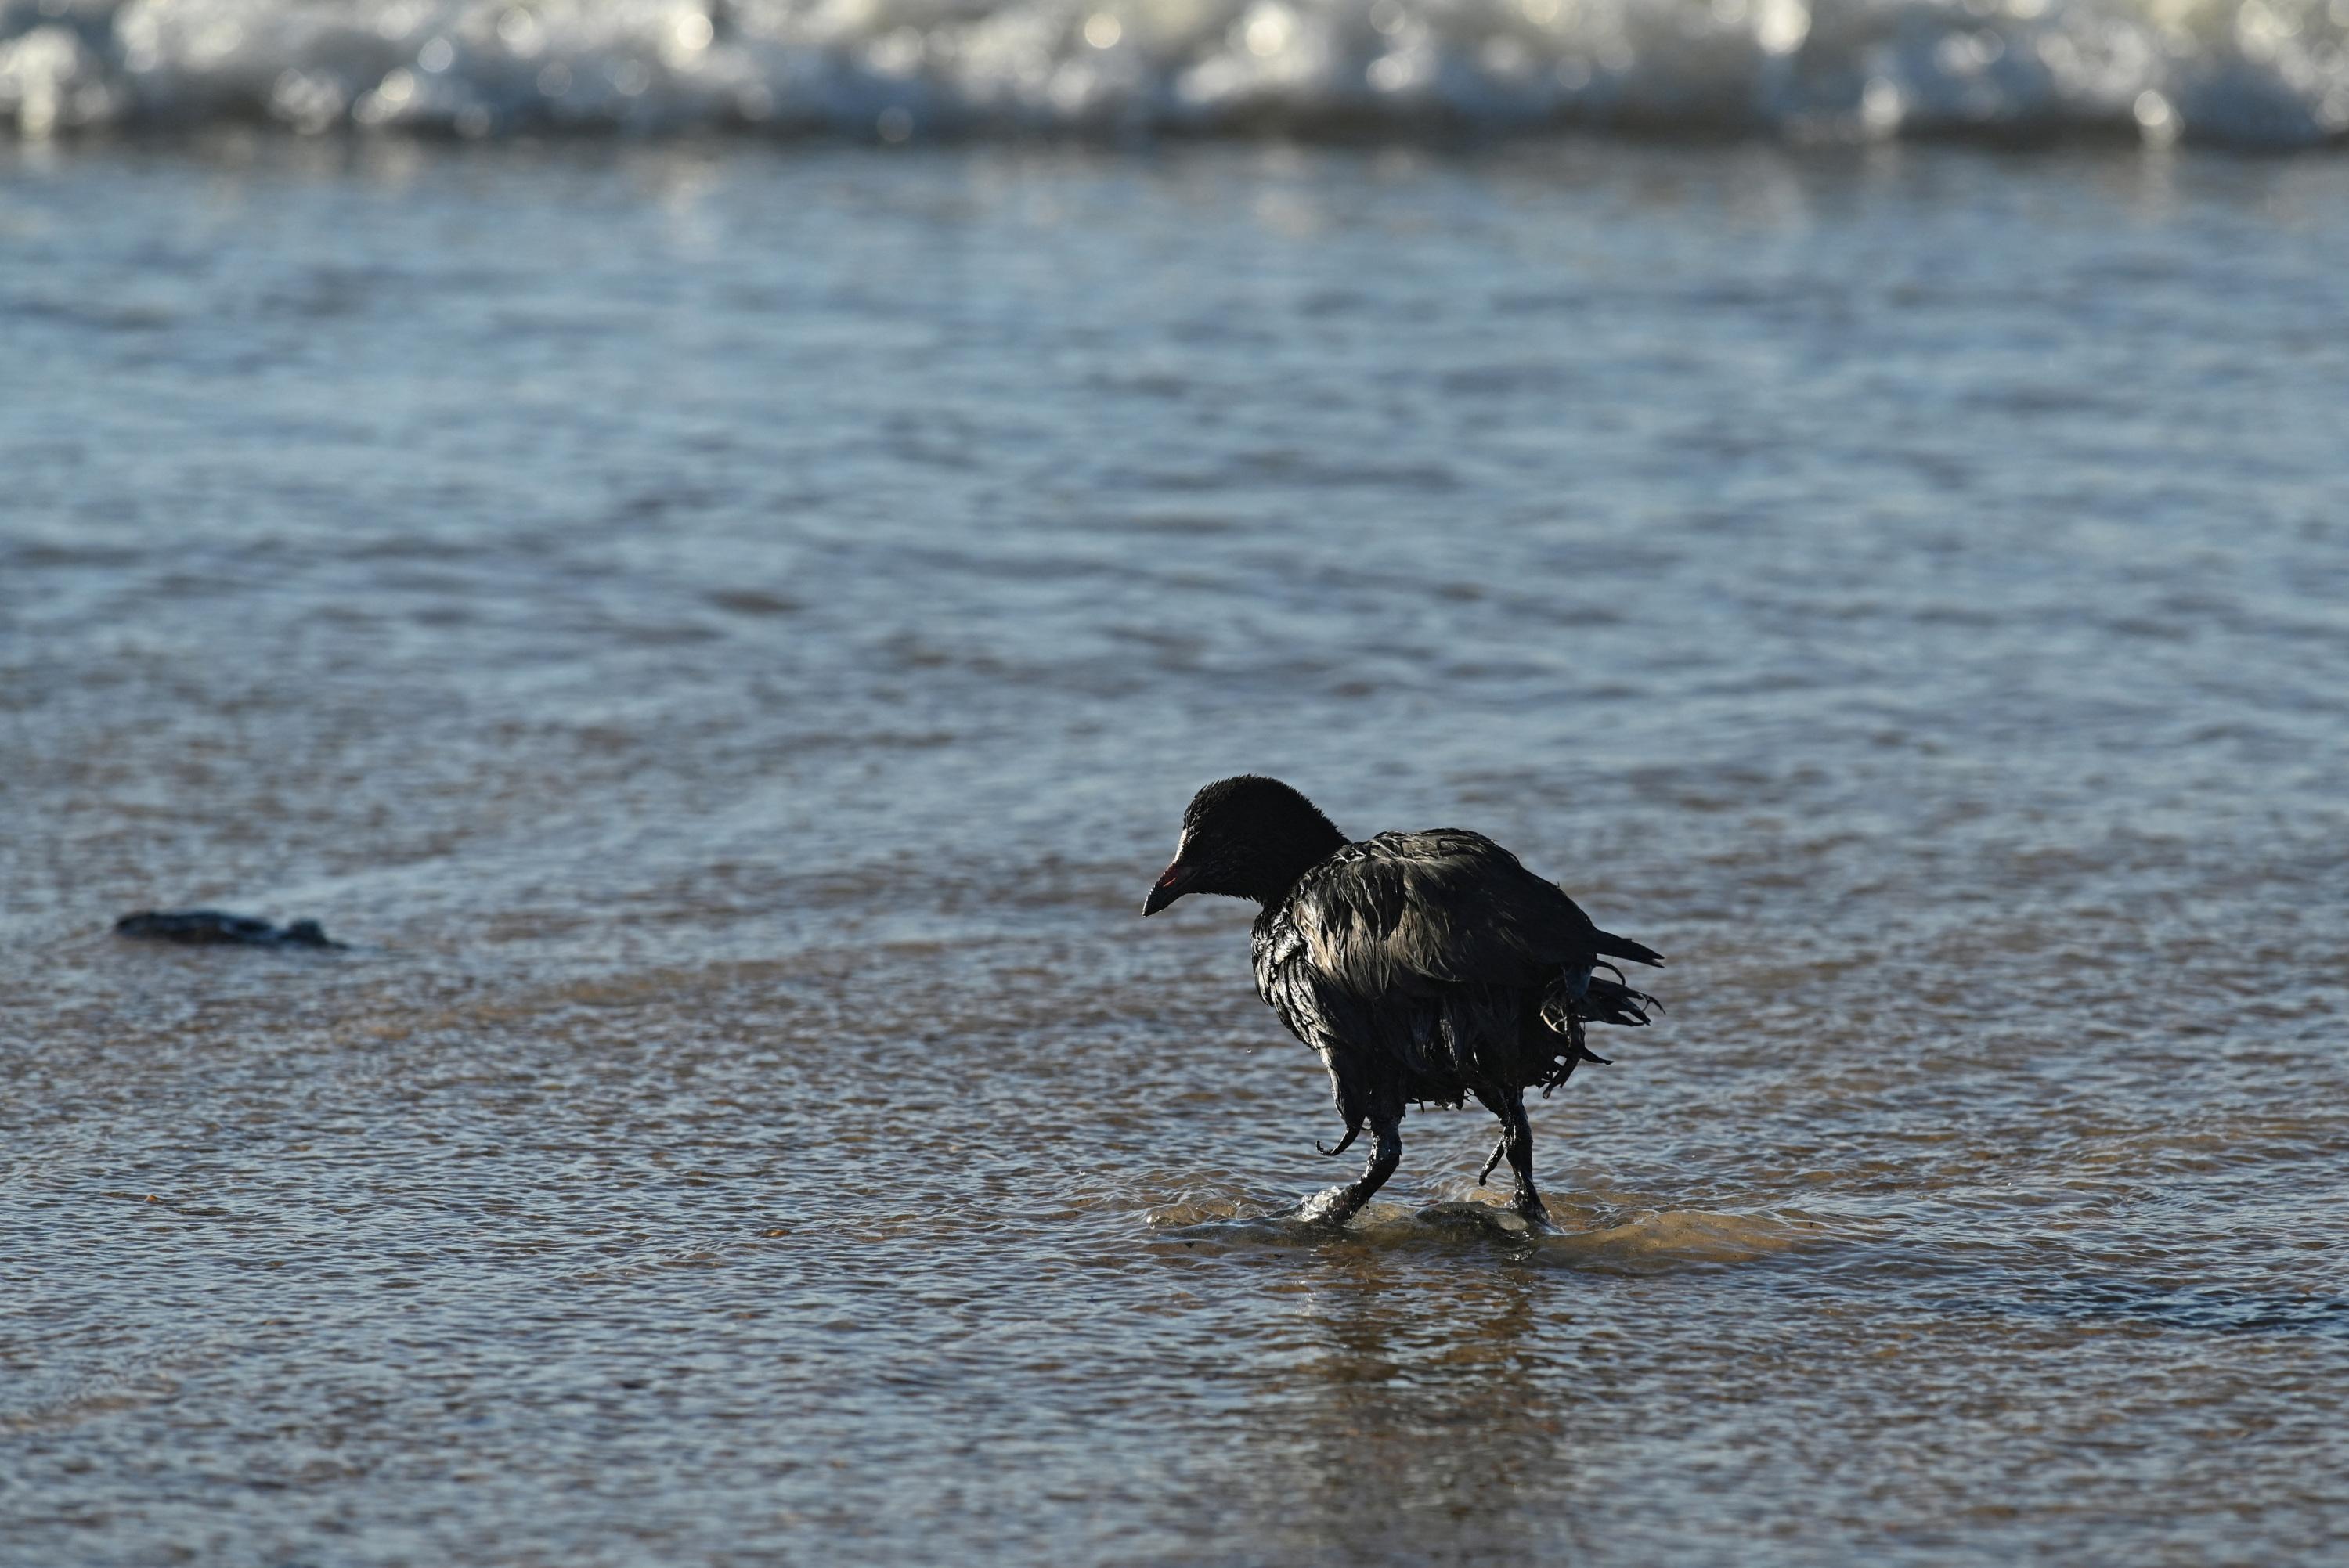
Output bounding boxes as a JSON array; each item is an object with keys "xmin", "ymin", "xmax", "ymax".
[{"xmin": 4, "ymin": 139, "xmax": 2347, "ymax": 1565}]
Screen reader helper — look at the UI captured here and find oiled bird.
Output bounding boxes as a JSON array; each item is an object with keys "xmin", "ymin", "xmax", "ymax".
[{"xmin": 1142, "ymin": 776, "xmax": 1662, "ymax": 1226}]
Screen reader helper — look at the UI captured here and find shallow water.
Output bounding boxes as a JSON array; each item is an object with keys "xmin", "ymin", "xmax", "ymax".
[{"xmin": 4, "ymin": 137, "xmax": 2349, "ymax": 1564}]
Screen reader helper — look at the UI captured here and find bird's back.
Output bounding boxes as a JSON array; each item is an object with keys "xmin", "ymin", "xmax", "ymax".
[{"xmin": 1252, "ymin": 829, "xmax": 1627, "ymax": 1119}]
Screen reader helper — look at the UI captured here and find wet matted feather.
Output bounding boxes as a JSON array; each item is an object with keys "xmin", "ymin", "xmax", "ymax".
[{"xmin": 1146, "ymin": 777, "xmax": 1665, "ymax": 1227}]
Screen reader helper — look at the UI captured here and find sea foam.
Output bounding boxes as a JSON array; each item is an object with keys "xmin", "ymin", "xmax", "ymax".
[{"xmin": 2, "ymin": 0, "xmax": 2344, "ymax": 146}]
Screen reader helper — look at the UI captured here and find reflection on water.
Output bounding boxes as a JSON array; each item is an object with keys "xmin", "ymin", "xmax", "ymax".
[
  {"xmin": 3, "ymin": 138, "xmax": 2348, "ymax": 1564},
  {"xmin": 1249, "ymin": 1265, "xmax": 1575, "ymax": 1566}
]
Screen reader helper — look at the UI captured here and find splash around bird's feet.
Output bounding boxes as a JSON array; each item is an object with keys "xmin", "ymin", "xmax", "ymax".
[
  {"xmin": 1149, "ymin": 1194, "xmax": 1846, "ymax": 1271},
  {"xmin": 1268, "ymin": 1190, "xmax": 1550, "ymax": 1239}
]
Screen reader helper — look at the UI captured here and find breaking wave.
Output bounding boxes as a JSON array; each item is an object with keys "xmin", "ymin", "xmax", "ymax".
[{"xmin": 2, "ymin": 0, "xmax": 2346, "ymax": 147}]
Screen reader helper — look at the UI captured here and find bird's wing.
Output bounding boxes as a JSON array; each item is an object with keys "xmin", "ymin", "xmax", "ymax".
[{"xmin": 1286, "ymin": 831, "xmax": 1604, "ymax": 998}]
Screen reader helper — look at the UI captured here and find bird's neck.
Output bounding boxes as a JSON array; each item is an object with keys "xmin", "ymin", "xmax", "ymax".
[{"xmin": 1247, "ymin": 825, "xmax": 1348, "ymax": 907}]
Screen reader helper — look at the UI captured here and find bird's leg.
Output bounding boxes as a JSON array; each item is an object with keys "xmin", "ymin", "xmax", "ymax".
[
  {"xmin": 1478, "ymin": 1136, "xmax": 1508, "ymax": 1187},
  {"xmin": 1315, "ymin": 1123, "xmax": 1362, "ymax": 1159},
  {"xmin": 1502, "ymin": 1097, "xmax": 1549, "ymax": 1226},
  {"xmin": 1302, "ymin": 1118, "xmax": 1401, "ymax": 1227}
]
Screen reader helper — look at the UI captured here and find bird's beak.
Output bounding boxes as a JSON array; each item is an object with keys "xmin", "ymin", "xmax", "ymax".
[{"xmin": 1142, "ymin": 860, "xmax": 1192, "ymax": 917}]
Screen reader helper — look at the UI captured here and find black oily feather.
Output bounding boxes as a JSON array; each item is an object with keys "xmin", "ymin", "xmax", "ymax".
[
  {"xmin": 1257, "ymin": 830, "xmax": 1658, "ymax": 1116},
  {"xmin": 1145, "ymin": 776, "xmax": 1665, "ymax": 1225}
]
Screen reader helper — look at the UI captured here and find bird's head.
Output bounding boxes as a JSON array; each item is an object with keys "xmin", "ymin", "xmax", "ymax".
[{"xmin": 1142, "ymin": 775, "xmax": 1347, "ymax": 915}]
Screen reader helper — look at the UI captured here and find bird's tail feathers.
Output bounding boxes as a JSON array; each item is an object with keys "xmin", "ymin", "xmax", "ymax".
[
  {"xmin": 1581, "ymin": 974, "xmax": 1661, "ymax": 1029},
  {"xmin": 1534, "ymin": 969, "xmax": 1662, "ymax": 1093},
  {"xmin": 1592, "ymin": 928, "xmax": 1664, "ymax": 968},
  {"xmin": 1542, "ymin": 967, "xmax": 1662, "ymax": 1033}
]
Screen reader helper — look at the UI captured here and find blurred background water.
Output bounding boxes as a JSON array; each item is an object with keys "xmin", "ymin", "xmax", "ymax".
[
  {"xmin": 8, "ymin": 0, "xmax": 2349, "ymax": 146},
  {"xmin": 5, "ymin": 49, "xmax": 2349, "ymax": 1568}
]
